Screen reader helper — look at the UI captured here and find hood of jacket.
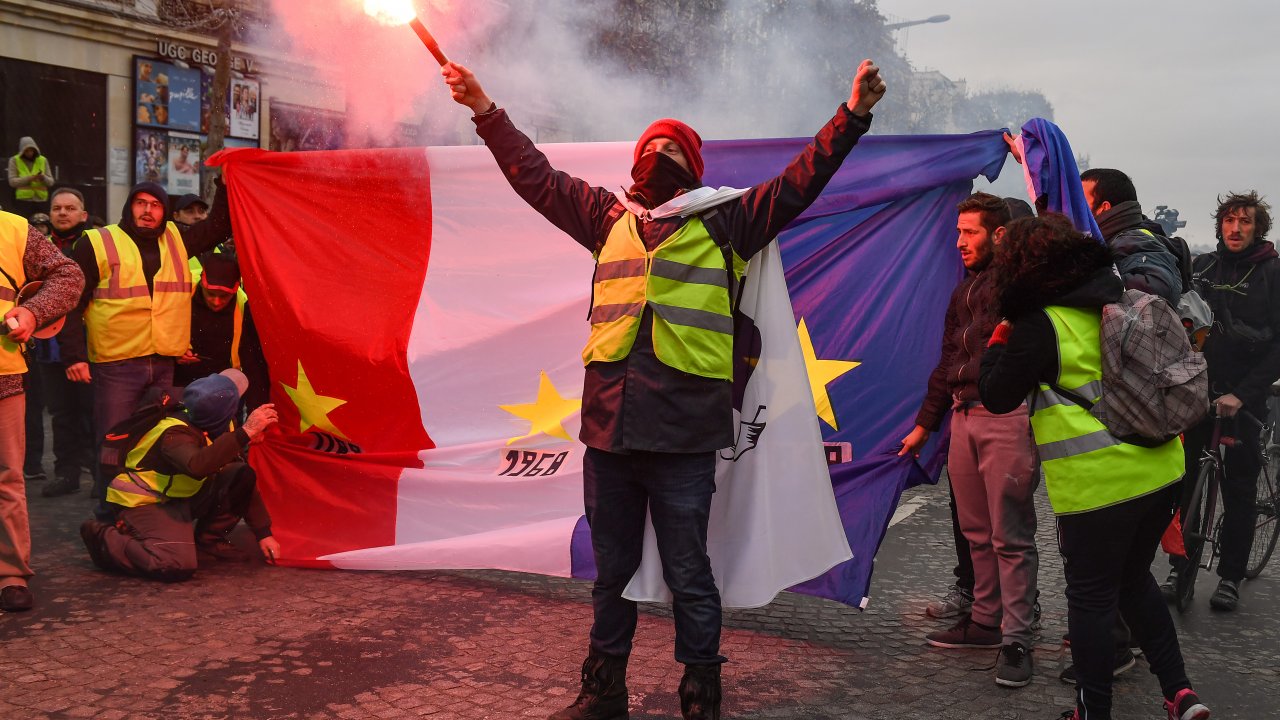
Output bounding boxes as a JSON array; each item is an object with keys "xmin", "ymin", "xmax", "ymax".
[
  {"xmin": 16, "ymin": 136, "xmax": 39, "ymax": 157},
  {"xmin": 1095, "ymin": 200, "xmax": 1145, "ymax": 241},
  {"xmin": 118, "ymin": 182, "xmax": 169, "ymax": 242},
  {"xmin": 1215, "ymin": 239, "xmax": 1279, "ymax": 265}
]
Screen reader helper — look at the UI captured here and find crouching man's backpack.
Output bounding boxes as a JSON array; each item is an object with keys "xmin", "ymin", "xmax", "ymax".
[
  {"xmin": 1053, "ymin": 289, "xmax": 1209, "ymax": 447},
  {"xmin": 99, "ymin": 388, "xmax": 179, "ymax": 482}
]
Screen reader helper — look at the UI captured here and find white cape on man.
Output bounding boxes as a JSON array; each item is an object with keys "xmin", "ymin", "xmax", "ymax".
[{"xmin": 624, "ymin": 239, "xmax": 853, "ymax": 608}]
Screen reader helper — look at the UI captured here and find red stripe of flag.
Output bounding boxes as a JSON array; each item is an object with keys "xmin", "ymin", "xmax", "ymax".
[{"xmin": 209, "ymin": 147, "xmax": 434, "ymax": 564}]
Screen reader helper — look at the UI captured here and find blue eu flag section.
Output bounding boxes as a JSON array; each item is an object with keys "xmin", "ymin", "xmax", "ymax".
[{"xmin": 702, "ymin": 130, "xmax": 1010, "ymax": 607}]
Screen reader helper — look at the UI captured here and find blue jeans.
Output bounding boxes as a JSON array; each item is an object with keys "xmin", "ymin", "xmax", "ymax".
[
  {"xmin": 90, "ymin": 356, "xmax": 175, "ymax": 518},
  {"xmin": 583, "ymin": 447, "xmax": 724, "ymax": 665}
]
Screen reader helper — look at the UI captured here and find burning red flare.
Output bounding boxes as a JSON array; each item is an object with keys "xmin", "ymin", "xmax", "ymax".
[{"xmin": 364, "ymin": 0, "xmax": 449, "ymax": 66}]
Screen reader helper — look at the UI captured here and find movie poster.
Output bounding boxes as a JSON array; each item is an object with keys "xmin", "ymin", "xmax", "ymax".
[
  {"xmin": 135, "ymin": 128, "xmax": 168, "ymax": 186},
  {"xmin": 268, "ymin": 101, "xmax": 345, "ymax": 152},
  {"xmin": 135, "ymin": 57, "xmax": 201, "ymax": 132},
  {"xmin": 229, "ymin": 78, "xmax": 261, "ymax": 140},
  {"xmin": 167, "ymin": 133, "xmax": 202, "ymax": 196}
]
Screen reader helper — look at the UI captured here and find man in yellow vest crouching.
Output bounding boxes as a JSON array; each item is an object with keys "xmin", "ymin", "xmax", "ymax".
[
  {"xmin": 0, "ymin": 209, "xmax": 84, "ymax": 612},
  {"xmin": 79, "ymin": 369, "xmax": 279, "ymax": 581},
  {"xmin": 59, "ymin": 180, "xmax": 235, "ymax": 520}
]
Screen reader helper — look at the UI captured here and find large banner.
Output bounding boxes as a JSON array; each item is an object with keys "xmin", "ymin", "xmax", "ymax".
[{"xmin": 213, "ymin": 129, "xmax": 1007, "ymax": 607}]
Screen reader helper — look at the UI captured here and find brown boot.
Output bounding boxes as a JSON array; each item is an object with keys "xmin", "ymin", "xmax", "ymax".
[
  {"xmin": 678, "ymin": 663, "xmax": 721, "ymax": 720},
  {"xmin": 547, "ymin": 652, "xmax": 629, "ymax": 720}
]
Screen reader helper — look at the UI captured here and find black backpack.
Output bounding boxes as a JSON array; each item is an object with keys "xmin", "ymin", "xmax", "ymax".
[{"xmin": 98, "ymin": 388, "xmax": 181, "ymax": 481}]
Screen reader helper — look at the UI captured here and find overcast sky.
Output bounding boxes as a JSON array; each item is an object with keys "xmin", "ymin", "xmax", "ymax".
[{"xmin": 878, "ymin": 0, "xmax": 1280, "ymax": 247}]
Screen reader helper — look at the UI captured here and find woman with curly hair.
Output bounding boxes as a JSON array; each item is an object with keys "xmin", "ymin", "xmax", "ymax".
[{"xmin": 977, "ymin": 214, "xmax": 1209, "ymax": 720}]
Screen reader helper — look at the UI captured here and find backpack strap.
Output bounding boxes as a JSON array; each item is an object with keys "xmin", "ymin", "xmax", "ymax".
[
  {"xmin": 1047, "ymin": 381, "xmax": 1095, "ymax": 411},
  {"xmin": 699, "ymin": 208, "xmax": 743, "ymax": 315},
  {"xmin": 586, "ymin": 199, "xmax": 631, "ymax": 320}
]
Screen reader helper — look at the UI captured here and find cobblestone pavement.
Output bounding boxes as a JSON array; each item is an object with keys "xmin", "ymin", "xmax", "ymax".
[{"xmin": 3, "ymin": 468, "xmax": 1277, "ymax": 719}]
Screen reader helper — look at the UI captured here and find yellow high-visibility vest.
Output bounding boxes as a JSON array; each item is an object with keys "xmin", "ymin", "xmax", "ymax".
[
  {"xmin": 106, "ymin": 416, "xmax": 208, "ymax": 508},
  {"xmin": 83, "ymin": 222, "xmax": 192, "ymax": 363},
  {"xmin": 1029, "ymin": 304, "xmax": 1183, "ymax": 514},
  {"xmin": 582, "ymin": 213, "xmax": 744, "ymax": 380},
  {"xmin": 0, "ymin": 212, "xmax": 29, "ymax": 375},
  {"xmin": 12, "ymin": 154, "xmax": 48, "ymax": 202}
]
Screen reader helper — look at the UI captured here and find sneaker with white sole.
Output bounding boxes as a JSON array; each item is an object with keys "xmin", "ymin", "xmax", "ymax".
[
  {"xmin": 925, "ymin": 614, "xmax": 1002, "ymax": 649},
  {"xmin": 926, "ymin": 584, "xmax": 975, "ymax": 618},
  {"xmin": 1160, "ymin": 568, "xmax": 1179, "ymax": 602},
  {"xmin": 1164, "ymin": 687, "xmax": 1210, "ymax": 720}
]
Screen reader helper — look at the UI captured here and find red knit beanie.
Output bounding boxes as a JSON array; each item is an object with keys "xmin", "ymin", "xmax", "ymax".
[{"xmin": 634, "ymin": 118, "xmax": 704, "ymax": 180}]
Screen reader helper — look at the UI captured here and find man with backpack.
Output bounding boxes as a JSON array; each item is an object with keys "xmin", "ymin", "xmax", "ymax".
[
  {"xmin": 79, "ymin": 369, "xmax": 280, "ymax": 581},
  {"xmin": 1164, "ymin": 191, "xmax": 1280, "ymax": 612},
  {"xmin": 979, "ymin": 213, "xmax": 1209, "ymax": 720},
  {"xmin": 1080, "ymin": 168, "xmax": 1186, "ymax": 306},
  {"xmin": 901, "ymin": 193, "xmax": 1041, "ymax": 689}
]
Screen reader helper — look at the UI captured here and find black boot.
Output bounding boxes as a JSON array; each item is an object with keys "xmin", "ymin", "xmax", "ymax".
[
  {"xmin": 547, "ymin": 652, "xmax": 629, "ymax": 720},
  {"xmin": 678, "ymin": 663, "xmax": 721, "ymax": 720}
]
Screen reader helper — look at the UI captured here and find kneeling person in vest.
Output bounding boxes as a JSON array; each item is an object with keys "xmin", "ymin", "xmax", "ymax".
[
  {"xmin": 79, "ymin": 370, "xmax": 279, "ymax": 582},
  {"xmin": 978, "ymin": 215, "xmax": 1208, "ymax": 720},
  {"xmin": 60, "ymin": 181, "xmax": 236, "ymax": 521},
  {"xmin": 445, "ymin": 59, "xmax": 886, "ymax": 720}
]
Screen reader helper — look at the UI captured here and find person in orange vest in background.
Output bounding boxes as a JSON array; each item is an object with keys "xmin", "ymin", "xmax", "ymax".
[
  {"xmin": 8, "ymin": 137, "xmax": 54, "ymax": 219},
  {"xmin": 59, "ymin": 180, "xmax": 234, "ymax": 521},
  {"xmin": 174, "ymin": 250, "xmax": 268, "ymax": 411},
  {"xmin": 0, "ymin": 209, "xmax": 84, "ymax": 613}
]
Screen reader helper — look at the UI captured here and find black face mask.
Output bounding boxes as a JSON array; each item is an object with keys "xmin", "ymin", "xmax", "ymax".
[{"xmin": 628, "ymin": 152, "xmax": 698, "ymax": 209}]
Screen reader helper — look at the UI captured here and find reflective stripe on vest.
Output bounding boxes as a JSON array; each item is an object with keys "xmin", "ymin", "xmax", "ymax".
[
  {"xmin": 13, "ymin": 155, "xmax": 48, "ymax": 201},
  {"xmin": 0, "ymin": 212, "xmax": 29, "ymax": 374},
  {"xmin": 105, "ymin": 416, "xmax": 208, "ymax": 508},
  {"xmin": 231, "ymin": 291, "xmax": 246, "ymax": 369},
  {"xmin": 582, "ymin": 213, "xmax": 743, "ymax": 380},
  {"xmin": 85, "ymin": 223, "xmax": 192, "ymax": 363},
  {"xmin": 1030, "ymin": 305, "xmax": 1183, "ymax": 514}
]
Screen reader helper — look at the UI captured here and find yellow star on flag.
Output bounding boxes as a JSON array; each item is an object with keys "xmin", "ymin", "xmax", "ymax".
[
  {"xmin": 280, "ymin": 360, "xmax": 350, "ymax": 439},
  {"xmin": 500, "ymin": 371, "xmax": 582, "ymax": 446},
  {"xmin": 797, "ymin": 318, "xmax": 861, "ymax": 431}
]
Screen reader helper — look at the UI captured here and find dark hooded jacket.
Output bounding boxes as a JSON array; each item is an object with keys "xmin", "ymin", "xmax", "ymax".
[
  {"xmin": 914, "ymin": 267, "xmax": 1000, "ymax": 431},
  {"xmin": 1096, "ymin": 200, "xmax": 1182, "ymax": 306},
  {"xmin": 979, "ymin": 263, "xmax": 1123, "ymax": 414},
  {"xmin": 473, "ymin": 104, "xmax": 872, "ymax": 453},
  {"xmin": 60, "ymin": 179, "xmax": 233, "ymax": 365},
  {"xmin": 1192, "ymin": 240, "xmax": 1280, "ymax": 407}
]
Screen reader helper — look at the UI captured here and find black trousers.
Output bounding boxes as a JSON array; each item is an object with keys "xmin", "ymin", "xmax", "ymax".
[
  {"xmin": 947, "ymin": 480, "xmax": 975, "ymax": 592},
  {"xmin": 1178, "ymin": 409, "xmax": 1262, "ymax": 582},
  {"xmin": 1059, "ymin": 483, "xmax": 1190, "ymax": 719},
  {"xmin": 34, "ymin": 362, "xmax": 93, "ymax": 481}
]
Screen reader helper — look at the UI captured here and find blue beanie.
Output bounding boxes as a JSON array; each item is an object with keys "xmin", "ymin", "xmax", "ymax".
[{"xmin": 182, "ymin": 374, "xmax": 241, "ymax": 433}]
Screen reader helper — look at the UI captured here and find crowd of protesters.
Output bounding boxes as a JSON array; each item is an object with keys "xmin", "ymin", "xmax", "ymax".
[
  {"xmin": 3, "ymin": 136, "xmax": 279, "ymax": 614},
  {"xmin": 5, "ymin": 77, "xmax": 1276, "ymax": 720}
]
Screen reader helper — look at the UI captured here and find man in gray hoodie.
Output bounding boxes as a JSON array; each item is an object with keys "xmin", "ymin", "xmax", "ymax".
[{"xmin": 7, "ymin": 137, "xmax": 54, "ymax": 218}]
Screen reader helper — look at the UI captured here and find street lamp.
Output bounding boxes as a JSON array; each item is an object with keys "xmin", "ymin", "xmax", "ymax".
[{"xmin": 884, "ymin": 14, "xmax": 950, "ymax": 31}]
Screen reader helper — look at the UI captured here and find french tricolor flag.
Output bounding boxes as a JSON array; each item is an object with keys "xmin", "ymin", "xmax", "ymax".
[{"xmin": 211, "ymin": 140, "xmax": 854, "ymax": 608}]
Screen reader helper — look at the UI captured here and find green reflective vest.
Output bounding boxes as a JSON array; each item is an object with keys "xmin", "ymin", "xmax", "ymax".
[
  {"xmin": 1030, "ymin": 305, "xmax": 1184, "ymax": 514},
  {"xmin": 13, "ymin": 154, "xmax": 48, "ymax": 201},
  {"xmin": 106, "ymin": 416, "xmax": 209, "ymax": 508},
  {"xmin": 582, "ymin": 213, "xmax": 744, "ymax": 380}
]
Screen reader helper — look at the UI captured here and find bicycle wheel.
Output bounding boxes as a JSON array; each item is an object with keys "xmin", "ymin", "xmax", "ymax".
[
  {"xmin": 1245, "ymin": 447, "xmax": 1280, "ymax": 578},
  {"xmin": 1177, "ymin": 461, "xmax": 1217, "ymax": 613}
]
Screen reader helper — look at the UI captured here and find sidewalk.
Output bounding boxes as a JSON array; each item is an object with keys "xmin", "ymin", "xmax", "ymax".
[{"xmin": 3, "ymin": 472, "xmax": 1277, "ymax": 719}]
